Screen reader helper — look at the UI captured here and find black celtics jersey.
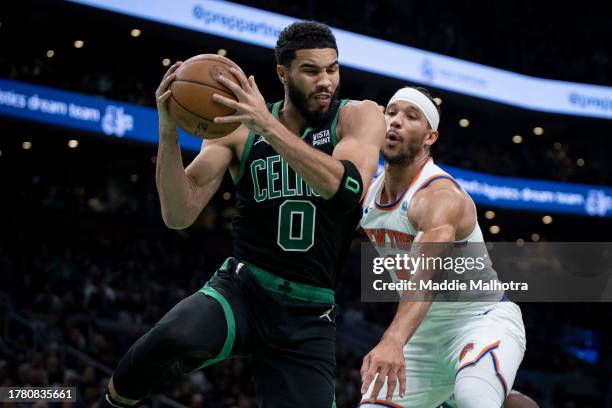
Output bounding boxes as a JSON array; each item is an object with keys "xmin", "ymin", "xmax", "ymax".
[{"xmin": 232, "ymin": 99, "xmax": 361, "ymax": 289}]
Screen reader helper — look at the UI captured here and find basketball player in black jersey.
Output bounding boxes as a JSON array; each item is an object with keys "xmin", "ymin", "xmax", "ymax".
[{"xmin": 99, "ymin": 21, "xmax": 385, "ymax": 408}]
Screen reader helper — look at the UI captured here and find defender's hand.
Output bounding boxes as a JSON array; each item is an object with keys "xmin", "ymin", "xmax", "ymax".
[
  {"xmin": 212, "ymin": 68, "xmax": 275, "ymax": 136},
  {"xmin": 360, "ymin": 335, "xmax": 406, "ymax": 402},
  {"xmin": 155, "ymin": 61, "xmax": 182, "ymax": 137}
]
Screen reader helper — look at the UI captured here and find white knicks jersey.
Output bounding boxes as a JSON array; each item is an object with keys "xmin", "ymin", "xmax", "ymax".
[{"xmin": 360, "ymin": 158, "xmax": 503, "ymax": 314}]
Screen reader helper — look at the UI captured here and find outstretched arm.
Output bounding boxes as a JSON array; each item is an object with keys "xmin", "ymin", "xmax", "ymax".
[{"xmin": 361, "ymin": 181, "xmax": 468, "ymax": 401}]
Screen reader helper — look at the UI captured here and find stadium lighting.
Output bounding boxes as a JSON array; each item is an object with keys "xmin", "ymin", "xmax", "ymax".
[
  {"xmin": 130, "ymin": 28, "xmax": 141, "ymax": 37},
  {"xmin": 46, "ymin": 49, "xmax": 55, "ymax": 58},
  {"xmin": 162, "ymin": 58, "xmax": 171, "ymax": 67},
  {"xmin": 512, "ymin": 135, "xmax": 523, "ymax": 144},
  {"xmin": 533, "ymin": 126, "xmax": 544, "ymax": 135},
  {"xmin": 489, "ymin": 225, "xmax": 500, "ymax": 234},
  {"xmin": 433, "ymin": 97, "xmax": 442, "ymax": 106},
  {"xmin": 531, "ymin": 233, "xmax": 540, "ymax": 242},
  {"xmin": 217, "ymin": 49, "xmax": 227, "ymax": 56},
  {"xmin": 542, "ymin": 215, "xmax": 553, "ymax": 224},
  {"xmin": 485, "ymin": 210, "xmax": 495, "ymax": 219},
  {"xmin": 22, "ymin": 141, "xmax": 32, "ymax": 150},
  {"xmin": 68, "ymin": 139, "xmax": 79, "ymax": 148},
  {"xmin": 223, "ymin": 192, "xmax": 232, "ymax": 200},
  {"xmin": 577, "ymin": 158, "xmax": 585, "ymax": 167},
  {"xmin": 459, "ymin": 118, "xmax": 470, "ymax": 127},
  {"xmin": 74, "ymin": 40, "xmax": 84, "ymax": 48},
  {"xmin": 516, "ymin": 238, "xmax": 525, "ymax": 247}
]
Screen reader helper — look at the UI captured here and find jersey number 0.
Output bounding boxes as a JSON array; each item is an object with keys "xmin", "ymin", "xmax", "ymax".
[{"xmin": 277, "ymin": 200, "xmax": 316, "ymax": 251}]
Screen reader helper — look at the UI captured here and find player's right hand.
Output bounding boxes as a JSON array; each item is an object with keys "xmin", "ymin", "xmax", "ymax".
[
  {"xmin": 155, "ymin": 61, "xmax": 182, "ymax": 135},
  {"xmin": 360, "ymin": 335, "xmax": 406, "ymax": 402}
]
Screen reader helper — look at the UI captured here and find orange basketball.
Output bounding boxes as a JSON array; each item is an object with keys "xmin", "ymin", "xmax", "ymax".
[{"xmin": 168, "ymin": 54, "xmax": 243, "ymax": 139}]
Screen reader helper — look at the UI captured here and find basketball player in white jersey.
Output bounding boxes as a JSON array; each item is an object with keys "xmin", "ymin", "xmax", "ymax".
[{"xmin": 359, "ymin": 87, "xmax": 527, "ymax": 408}]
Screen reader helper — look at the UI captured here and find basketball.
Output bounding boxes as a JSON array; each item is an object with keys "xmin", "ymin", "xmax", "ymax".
[{"xmin": 168, "ymin": 54, "xmax": 243, "ymax": 139}]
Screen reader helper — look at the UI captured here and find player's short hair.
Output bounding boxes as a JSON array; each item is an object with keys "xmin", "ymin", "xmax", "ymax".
[
  {"xmin": 413, "ymin": 86, "xmax": 442, "ymax": 126},
  {"xmin": 275, "ymin": 21, "xmax": 338, "ymax": 66}
]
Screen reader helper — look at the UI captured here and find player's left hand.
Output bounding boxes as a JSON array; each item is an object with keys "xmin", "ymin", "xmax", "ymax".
[
  {"xmin": 360, "ymin": 334, "xmax": 406, "ymax": 402},
  {"xmin": 212, "ymin": 68, "xmax": 275, "ymax": 135}
]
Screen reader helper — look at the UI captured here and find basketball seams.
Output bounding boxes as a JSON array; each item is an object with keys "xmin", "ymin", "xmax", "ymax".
[
  {"xmin": 174, "ymin": 56, "xmax": 241, "ymax": 93},
  {"xmin": 172, "ymin": 79, "xmax": 235, "ymax": 96},
  {"xmin": 168, "ymin": 53, "xmax": 242, "ymax": 138},
  {"xmin": 170, "ymin": 81, "xmax": 236, "ymax": 120},
  {"xmin": 169, "ymin": 94, "xmax": 212, "ymax": 122}
]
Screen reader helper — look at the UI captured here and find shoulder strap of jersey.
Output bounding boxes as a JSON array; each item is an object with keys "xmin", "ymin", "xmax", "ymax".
[
  {"xmin": 232, "ymin": 129, "xmax": 256, "ymax": 185},
  {"xmin": 331, "ymin": 99, "xmax": 350, "ymax": 147},
  {"xmin": 416, "ymin": 174, "xmax": 456, "ymax": 192},
  {"xmin": 361, "ymin": 171, "xmax": 383, "ymax": 209}
]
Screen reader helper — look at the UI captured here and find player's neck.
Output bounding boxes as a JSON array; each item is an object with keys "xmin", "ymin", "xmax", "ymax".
[
  {"xmin": 382, "ymin": 153, "xmax": 430, "ymax": 203},
  {"xmin": 279, "ymin": 99, "xmax": 308, "ymax": 135}
]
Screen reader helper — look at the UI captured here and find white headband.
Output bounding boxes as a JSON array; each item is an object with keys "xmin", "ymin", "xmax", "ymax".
[{"xmin": 387, "ymin": 87, "xmax": 440, "ymax": 130}]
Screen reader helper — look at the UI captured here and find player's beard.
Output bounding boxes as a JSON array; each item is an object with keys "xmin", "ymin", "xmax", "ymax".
[
  {"xmin": 382, "ymin": 133, "xmax": 425, "ymax": 166},
  {"xmin": 287, "ymin": 77, "xmax": 339, "ymax": 128}
]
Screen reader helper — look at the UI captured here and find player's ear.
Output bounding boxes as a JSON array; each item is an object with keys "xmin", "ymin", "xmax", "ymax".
[
  {"xmin": 276, "ymin": 64, "xmax": 287, "ymax": 85},
  {"xmin": 425, "ymin": 130, "xmax": 439, "ymax": 148}
]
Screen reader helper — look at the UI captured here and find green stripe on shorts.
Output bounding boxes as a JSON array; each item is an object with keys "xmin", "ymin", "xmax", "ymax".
[{"xmin": 193, "ymin": 285, "xmax": 236, "ymax": 370}]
